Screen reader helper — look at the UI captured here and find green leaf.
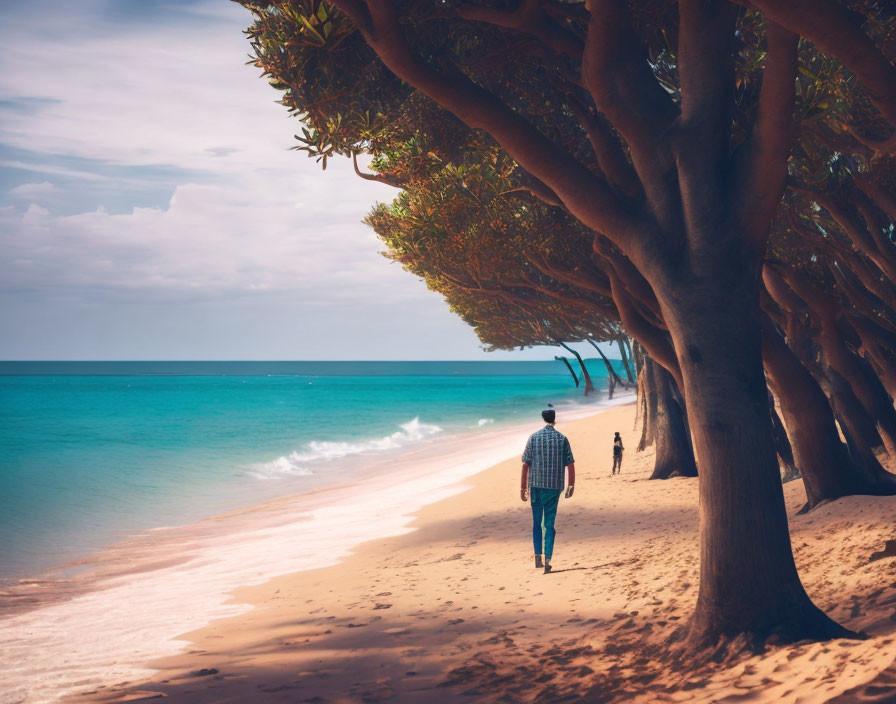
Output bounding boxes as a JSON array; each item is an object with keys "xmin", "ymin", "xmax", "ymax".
[{"xmin": 298, "ymin": 14, "xmax": 326, "ymax": 45}]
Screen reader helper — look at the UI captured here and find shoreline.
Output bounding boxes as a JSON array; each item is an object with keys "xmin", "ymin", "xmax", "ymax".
[
  {"xmin": 0, "ymin": 396, "xmax": 630, "ymax": 703},
  {"xmin": 0, "ymin": 373, "xmax": 621, "ymax": 586}
]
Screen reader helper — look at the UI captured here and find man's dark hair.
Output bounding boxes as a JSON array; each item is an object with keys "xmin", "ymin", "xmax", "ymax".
[{"xmin": 542, "ymin": 409, "xmax": 556, "ymax": 423}]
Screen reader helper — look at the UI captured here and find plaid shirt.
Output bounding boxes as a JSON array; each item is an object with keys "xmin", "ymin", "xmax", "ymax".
[{"xmin": 522, "ymin": 425, "xmax": 574, "ymax": 490}]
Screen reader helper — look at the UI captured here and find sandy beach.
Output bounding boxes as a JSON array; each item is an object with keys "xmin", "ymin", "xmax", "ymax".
[{"xmin": 64, "ymin": 402, "xmax": 896, "ymax": 704}]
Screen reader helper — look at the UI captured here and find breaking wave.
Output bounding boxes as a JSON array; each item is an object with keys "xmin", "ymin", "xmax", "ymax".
[
  {"xmin": 477, "ymin": 418, "xmax": 495, "ymax": 427},
  {"xmin": 250, "ymin": 417, "xmax": 443, "ymax": 479}
]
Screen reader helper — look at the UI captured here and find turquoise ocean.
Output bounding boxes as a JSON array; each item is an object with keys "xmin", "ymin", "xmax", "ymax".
[{"xmin": 0, "ymin": 360, "xmax": 620, "ymax": 583}]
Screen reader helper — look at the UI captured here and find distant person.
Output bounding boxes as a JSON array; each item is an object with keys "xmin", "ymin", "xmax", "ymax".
[
  {"xmin": 520, "ymin": 405, "xmax": 575, "ymax": 574},
  {"xmin": 612, "ymin": 432, "xmax": 624, "ymax": 475}
]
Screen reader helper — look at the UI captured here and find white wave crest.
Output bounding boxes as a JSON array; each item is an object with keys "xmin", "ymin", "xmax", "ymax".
[
  {"xmin": 250, "ymin": 417, "xmax": 443, "ymax": 479},
  {"xmin": 477, "ymin": 418, "xmax": 495, "ymax": 427}
]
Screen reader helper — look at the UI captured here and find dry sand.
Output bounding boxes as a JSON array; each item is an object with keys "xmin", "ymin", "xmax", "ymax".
[{"xmin": 73, "ymin": 403, "xmax": 896, "ymax": 704}]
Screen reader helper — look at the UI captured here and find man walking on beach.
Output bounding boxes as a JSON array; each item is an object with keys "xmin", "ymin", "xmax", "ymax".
[{"xmin": 520, "ymin": 406, "xmax": 575, "ymax": 574}]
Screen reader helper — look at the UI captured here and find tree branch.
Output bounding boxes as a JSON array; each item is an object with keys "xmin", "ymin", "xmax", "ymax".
[
  {"xmin": 678, "ymin": 0, "xmax": 739, "ymax": 142},
  {"xmin": 785, "ymin": 208, "xmax": 896, "ymax": 309},
  {"xmin": 607, "ymin": 268, "xmax": 682, "ymax": 389},
  {"xmin": 856, "ymin": 175, "xmax": 896, "ymax": 223},
  {"xmin": 332, "ymin": 0, "xmax": 638, "ymax": 250},
  {"xmin": 853, "ymin": 191, "xmax": 896, "ymax": 272},
  {"xmin": 455, "ymin": 0, "xmax": 584, "ymax": 62},
  {"xmin": 582, "ymin": 0, "xmax": 679, "ymax": 225},
  {"xmin": 675, "ymin": 0, "xmax": 740, "ymax": 246},
  {"xmin": 566, "ymin": 94, "xmax": 642, "ymax": 200},
  {"xmin": 351, "ymin": 151, "xmax": 404, "ymax": 188},
  {"xmin": 792, "ymin": 184, "xmax": 896, "ymax": 281},
  {"xmin": 751, "ymin": 0, "xmax": 896, "ymax": 147},
  {"xmin": 844, "ymin": 125, "xmax": 896, "ymax": 157},
  {"xmin": 524, "ymin": 250, "xmax": 612, "ymax": 296},
  {"xmin": 846, "ymin": 252, "xmax": 896, "ymax": 314},
  {"xmin": 592, "ymin": 236, "xmax": 665, "ymax": 327},
  {"xmin": 500, "ymin": 174, "xmax": 564, "ymax": 207},
  {"xmin": 734, "ymin": 22, "xmax": 799, "ymax": 248},
  {"xmin": 762, "ymin": 264, "xmax": 812, "ymax": 319},
  {"xmin": 828, "ymin": 261, "xmax": 896, "ymax": 334}
]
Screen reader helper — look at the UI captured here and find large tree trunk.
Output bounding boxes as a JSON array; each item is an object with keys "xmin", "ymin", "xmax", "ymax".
[
  {"xmin": 817, "ymin": 326, "xmax": 896, "ymax": 457},
  {"xmin": 633, "ymin": 367, "xmax": 643, "ymax": 428},
  {"xmin": 822, "ymin": 368, "xmax": 896, "ymax": 491},
  {"xmin": 848, "ymin": 316, "xmax": 896, "ymax": 398},
  {"xmin": 762, "ymin": 322, "xmax": 857, "ymax": 505},
  {"xmin": 768, "ymin": 390, "xmax": 799, "ymax": 483},
  {"xmin": 617, "ymin": 336, "xmax": 636, "ymax": 384},
  {"xmin": 762, "ymin": 274, "xmax": 896, "ymax": 505},
  {"xmin": 649, "ymin": 359, "xmax": 698, "ymax": 479},
  {"xmin": 624, "ymin": 337, "xmax": 637, "ymax": 376},
  {"xmin": 821, "ymin": 366, "xmax": 886, "ymax": 457},
  {"xmin": 637, "ymin": 355, "xmax": 658, "ymax": 451},
  {"xmin": 632, "ymin": 341, "xmax": 645, "ymax": 431},
  {"xmin": 559, "ymin": 341, "xmax": 595, "ymax": 395},
  {"xmin": 781, "ymin": 269, "xmax": 896, "ymax": 456},
  {"xmin": 658, "ymin": 266, "xmax": 849, "ymax": 646}
]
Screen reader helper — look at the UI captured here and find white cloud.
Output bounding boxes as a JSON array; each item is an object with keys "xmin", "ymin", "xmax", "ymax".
[
  {"xmin": 7, "ymin": 181, "xmax": 55, "ymax": 199},
  {"xmin": 0, "ymin": 160, "xmax": 110, "ymax": 182},
  {"xmin": 21, "ymin": 203, "xmax": 50, "ymax": 223},
  {"xmin": 0, "ymin": 162, "xmax": 409, "ymax": 303}
]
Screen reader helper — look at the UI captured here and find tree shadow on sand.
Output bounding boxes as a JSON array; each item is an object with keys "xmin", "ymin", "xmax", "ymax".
[{"xmin": 75, "ymin": 547, "xmax": 896, "ymax": 704}]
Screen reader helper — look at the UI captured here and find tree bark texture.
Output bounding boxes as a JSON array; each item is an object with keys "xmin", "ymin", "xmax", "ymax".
[
  {"xmin": 637, "ymin": 356, "xmax": 658, "ymax": 451},
  {"xmin": 821, "ymin": 368, "xmax": 896, "ymax": 493},
  {"xmin": 658, "ymin": 264, "xmax": 848, "ymax": 645},
  {"xmin": 781, "ymin": 269, "xmax": 896, "ymax": 456},
  {"xmin": 765, "ymin": 322, "xmax": 896, "ymax": 507},
  {"xmin": 768, "ymin": 390, "xmax": 799, "ymax": 483},
  {"xmin": 649, "ymin": 359, "xmax": 698, "ymax": 480},
  {"xmin": 817, "ymin": 324, "xmax": 896, "ymax": 457},
  {"xmin": 617, "ymin": 336, "xmax": 636, "ymax": 383}
]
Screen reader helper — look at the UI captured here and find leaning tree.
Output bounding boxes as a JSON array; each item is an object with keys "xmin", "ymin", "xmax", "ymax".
[{"xmin": 237, "ymin": 0, "xmax": 896, "ymax": 646}]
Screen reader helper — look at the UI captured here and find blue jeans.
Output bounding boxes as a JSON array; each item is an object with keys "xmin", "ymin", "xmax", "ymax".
[{"xmin": 530, "ymin": 488, "xmax": 562, "ymax": 559}]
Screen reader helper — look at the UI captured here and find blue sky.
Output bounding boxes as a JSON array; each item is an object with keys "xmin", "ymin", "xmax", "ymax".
[{"xmin": 0, "ymin": 0, "xmax": 613, "ymax": 361}]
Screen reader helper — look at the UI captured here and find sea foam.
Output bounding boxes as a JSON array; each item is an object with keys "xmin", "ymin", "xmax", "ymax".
[{"xmin": 250, "ymin": 417, "xmax": 443, "ymax": 479}]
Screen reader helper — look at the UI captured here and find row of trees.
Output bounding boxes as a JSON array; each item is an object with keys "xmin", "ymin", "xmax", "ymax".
[{"xmin": 236, "ymin": 0, "xmax": 896, "ymax": 649}]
